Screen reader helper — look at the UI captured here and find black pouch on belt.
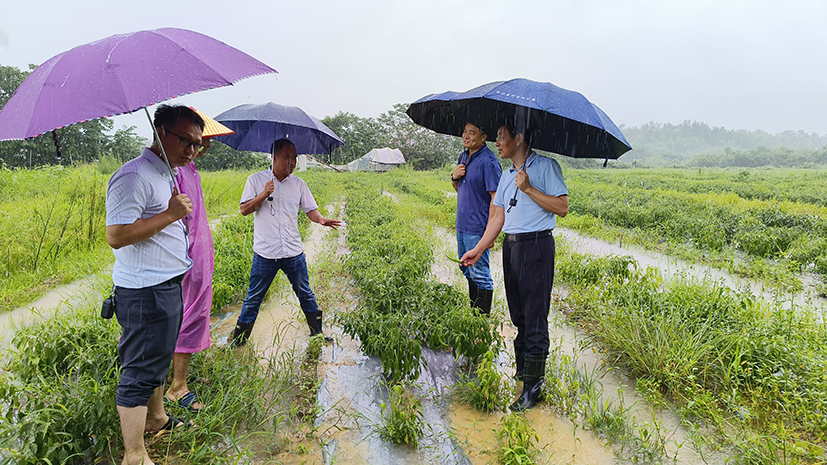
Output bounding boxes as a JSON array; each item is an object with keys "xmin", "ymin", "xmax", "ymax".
[{"xmin": 101, "ymin": 286, "xmax": 116, "ymax": 319}]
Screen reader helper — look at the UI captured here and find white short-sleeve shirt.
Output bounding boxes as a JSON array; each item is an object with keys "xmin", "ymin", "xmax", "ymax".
[{"xmin": 240, "ymin": 170, "xmax": 318, "ymax": 259}]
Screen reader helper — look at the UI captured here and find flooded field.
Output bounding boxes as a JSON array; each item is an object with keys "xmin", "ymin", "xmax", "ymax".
[{"xmin": 1, "ymin": 213, "xmax": 817, "ymax": 463}]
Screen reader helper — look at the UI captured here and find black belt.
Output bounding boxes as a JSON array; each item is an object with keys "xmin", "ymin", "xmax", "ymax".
[{"xmin": 504, "ymin": 229, "xmax": 553, "ymax": 242}]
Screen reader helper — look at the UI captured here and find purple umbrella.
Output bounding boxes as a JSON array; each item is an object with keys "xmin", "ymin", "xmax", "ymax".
[{"xmin": 0, "ymin": 27, "xmax": 277, "ymax": 141}]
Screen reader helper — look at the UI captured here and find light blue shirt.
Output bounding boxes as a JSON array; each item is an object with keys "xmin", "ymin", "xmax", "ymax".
[
  {"xmin": 494, "ymin": 152, "xmax": 568, "ymax": 234},
  {"xmin": 106, "ymin": 148, "xmax": 192, "ymax": 288}
]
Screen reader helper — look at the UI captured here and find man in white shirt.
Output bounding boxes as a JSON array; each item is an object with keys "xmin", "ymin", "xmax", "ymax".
[{"xmin": 229, "ymin": 139, "xmax": 341, "ymax": 347}]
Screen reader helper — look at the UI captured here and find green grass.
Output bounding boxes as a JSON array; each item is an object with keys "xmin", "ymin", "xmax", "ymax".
[
  {"xmin": 561, "ymin": 167, "xmax": 827, "ymax": 293},
  {"xmin": 555, "ymin": 238, "xmax": 827, "ymax": 462}
]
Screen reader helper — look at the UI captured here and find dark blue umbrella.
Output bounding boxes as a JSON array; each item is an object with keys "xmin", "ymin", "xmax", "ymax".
[
  {"xmin": 406, "ymin": 78, "xmax": 631, "ymax": 160},
  {"xmin": 213, "ymin": 102, "xmax": 343, "ymax": 155}
]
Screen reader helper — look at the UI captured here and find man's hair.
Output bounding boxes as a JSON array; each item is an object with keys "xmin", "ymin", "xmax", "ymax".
[
  {"xmin": 466, "ymin": 121, "xmax": 487, "ymax": 138},
  {"xmin": 271, "ymin": 138, "xmax": 296, "ymax": 156},
  {"xmin": 154, "ymin": 104, "xmax": 205, "ymax": 132},
  {"xmin": 501, "ymin": 116, "xmax": 533, "ymax": 145}
]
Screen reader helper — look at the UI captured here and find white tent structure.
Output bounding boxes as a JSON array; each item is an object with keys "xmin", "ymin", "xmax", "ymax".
[{"xmin": 347, "ymin": 147, "xmax": 406, "ymax": 172}]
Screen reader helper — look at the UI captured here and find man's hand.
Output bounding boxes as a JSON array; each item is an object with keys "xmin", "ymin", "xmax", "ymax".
[
  {"xmin": 452, "ymin": 164, "xmax": 466, "ymax": 180},
  {"xmin": 460, "ymin": 248, "xmax": 482, "ymax": 267},
  {"xmin": 168, "ymin": 188, "xmax": 193, "ymax": 221},
  {"xmin": 263, "ymin": 180, "xmax": 275, "ymax": 197},
  {"xmin": 320, "ymin": 217, "xmax": 342, "ymax": 230},
  {"xmin": 515, "ymin": 167, "xmax": 530, "ymax": 192}
]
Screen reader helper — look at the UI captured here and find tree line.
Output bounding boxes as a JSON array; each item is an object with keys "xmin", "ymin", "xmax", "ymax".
[{"xmin": 619, "ymin": 120, "xmax": 827, "ymax": 168}]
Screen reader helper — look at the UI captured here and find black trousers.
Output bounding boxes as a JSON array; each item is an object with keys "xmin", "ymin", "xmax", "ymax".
[
  {"xmin": 115, "ymin": 275, "xmax": 184, "ymax": 407},
  {"xmin": 503, "ymin": 233, "xmax": 555, "ymax": 359}
]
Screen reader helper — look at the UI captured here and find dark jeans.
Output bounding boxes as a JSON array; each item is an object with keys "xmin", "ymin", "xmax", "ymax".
[
  {"xmin": 238, "ymin": 252, "xmax": 318, "ymax": 324},
  {"xmin": 503, "ymin": 233, "xmax": 555, "ymax": 359},
  {"xmin": 115, "ymin": 276, "xmax": 183, "ymax": 408}
]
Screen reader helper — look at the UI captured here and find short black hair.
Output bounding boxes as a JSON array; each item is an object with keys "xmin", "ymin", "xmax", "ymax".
[
  {"xmin": 271, "ymin": 138, "xmax": 296, "ymax": 156},
  {"xmin": 154, "ymin": 104, "xmax": 205, "ymax": 132},
  {"xmin": 501, "ymin": 115, "xmax": 533, "ymax": 145}
]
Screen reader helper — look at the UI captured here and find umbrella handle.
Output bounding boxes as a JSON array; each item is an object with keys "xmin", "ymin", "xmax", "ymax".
[
  {"xmin": 144, "ymin": 107, "xmax": 181, "ymax": 193},
  {"xmin": 506, "ymin": 166, "xmax": 526, "ymax": 213},
  {"xmin": 144, "ymin": 107, "xmax": 188, "ymax": 234}
]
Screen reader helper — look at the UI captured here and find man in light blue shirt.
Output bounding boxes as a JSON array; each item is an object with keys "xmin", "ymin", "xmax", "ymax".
[
  {"xmin": 106, "ymin": 104, "xmax": 202, "ymax": 465},
  {"xmin": 461, "ymin": 120, "xmax": 568, "ymax": 413}
]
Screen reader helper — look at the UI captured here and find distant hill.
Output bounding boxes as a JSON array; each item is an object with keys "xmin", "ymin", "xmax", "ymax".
[{"xmin": 616, "ymin": 121, "xmax": 827, "ymax": 167}]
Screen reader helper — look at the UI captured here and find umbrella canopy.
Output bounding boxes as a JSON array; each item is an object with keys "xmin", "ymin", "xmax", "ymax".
[
  {"xmin": 213, "ymin": 102, "xmax": 343, "ymax": 155},
  {"xmin": 193, "ymin": 109, "xmax": 234, "ymax": 137},
  {"xmin": 365, "ymin": 147, "xmax": 406, "ymax": 164},
  {"xmin": 0, "ymin": 27, "xmax": 277, "ymax": 141},
  {"xmin": 406, "ymin": 78, "xmax": 631, "ymax": 160}
]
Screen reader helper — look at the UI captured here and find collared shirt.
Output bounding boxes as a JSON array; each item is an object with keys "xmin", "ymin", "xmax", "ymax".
[
  {"xmin": 106, "ymin": 148, "xmax": 193, "ymax": 288},
  {"xmin": 456, "ymin": 145, "xmax": 502, "ymax": 236},
  {"xmin": 494, "ymin": 152, "xmax": 568, "ymax": 234},
  {"xmin": 240, "ymin": 170, "xmax": 318, "ymax": 260}
]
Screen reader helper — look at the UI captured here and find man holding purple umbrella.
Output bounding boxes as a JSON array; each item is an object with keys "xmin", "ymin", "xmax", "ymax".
[{"xmin": 106, "ymin": 104, "xmax": 203, "ymax": 464}]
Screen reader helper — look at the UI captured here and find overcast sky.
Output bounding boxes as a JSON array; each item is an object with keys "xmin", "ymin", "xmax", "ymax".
[{"xmin": 2, "ymin": 0, "xmax": 826, "ymax": 138}]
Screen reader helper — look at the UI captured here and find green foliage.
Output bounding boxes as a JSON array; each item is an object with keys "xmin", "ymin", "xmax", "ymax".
[
  {"xmin": 338, "ymin": 177, "xmax": 500, "ymax": 382},
  {"xmin": 210, "ymin": 214, "xmax": 255, "ymax": 312},
  {"xmin": 494, "ymin": 413, "xmax": 540, "ymax": 465},
  {"xmin": 559, "ymin": 247, "xmax": 827, "ymax": 447},
  {"xmin": 1, "ymin": 308, "xmax": 121, "ymax": 463},
  {"xmin": 0, "ymin": 165, "xmax": 112, "ymax": 312},
  {"xmin": 321, "ymin": 111, "xmax": 387, "ymax": 165},
  {"xmin": 0, "ymin": 300, "xmax": 305, "ymax": 464},
  {"xmin": 194, "ymin": 140, "xmax": 270, "ymax": 171},
  {"xmin": 563, "ymin": 168, "xmax": 827, "ymax": 287},
  {"xmin": 379, "ymin": 383, "xmax": 425, "ymax": 448},
  {"xmin": 454, "ymin": 351, "xmax": 509, "ymax": 412},
  {"xmin": 376, "ymin": 104, "xmax": 463, "ymax": 170}
]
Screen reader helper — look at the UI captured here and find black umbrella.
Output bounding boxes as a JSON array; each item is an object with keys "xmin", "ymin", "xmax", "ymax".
[{"xmin": 406, "ymin": 78, "xmax": 631, "ymax": 160}]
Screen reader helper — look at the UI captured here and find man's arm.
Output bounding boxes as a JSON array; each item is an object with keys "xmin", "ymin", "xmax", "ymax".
[
  {"xmin": 460, "ymin": 205, "xmax": 505, "ymax": 267},
  {"xmin": 106, "ymin": 190, "xmax": 192, "ymax": 249},
  {"xmin": 515, "ymin": 169, "xmax": 568, "ymax": 217},
  {"xmin": 306, "ymin": 209, "xmax": 342, "ymax": 229}
]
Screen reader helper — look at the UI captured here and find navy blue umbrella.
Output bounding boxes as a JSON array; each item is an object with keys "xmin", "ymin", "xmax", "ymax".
[
  {"xmin": 406, "ymin": 78, "xmax": 631, "ymax": 160},
  {"xmin": 213, "ymin": 102, "xmax": 343, "ymax": 155}
]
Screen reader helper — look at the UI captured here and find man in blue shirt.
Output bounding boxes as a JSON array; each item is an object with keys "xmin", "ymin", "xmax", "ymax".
[
  {"xmin": 451, "ymin": 122, "xmax": 502, "ymax": 315},
  {"xmin": 461, "ymin": 120, "xmax": 568, "ymax": 412},
  {"xmin": 106, "ymin": 105, "xmax": 203, "ymax": 464}
]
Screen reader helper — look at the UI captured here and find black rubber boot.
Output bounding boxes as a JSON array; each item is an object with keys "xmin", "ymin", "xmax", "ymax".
[
  {"xmin": 229, "ymin": 320, "xmax": 255, "ymax": 348},
  {"xmin": 305, "ymin": 311, "xmax": 333, "ymax": 343},
  {"xmin": 467, "ymin": 280, "xmax": 479, "ymax": 307},
  {"xmin": 474, "ymin": 288, "xmax": 493, "ymax": 316},
  {"xmin": 509, "ymin": 356, "xmax": 545, "ymax": 412},
  {"xmin": 513, "ymin": 343, "xmax": 525, "ymax": 381}
]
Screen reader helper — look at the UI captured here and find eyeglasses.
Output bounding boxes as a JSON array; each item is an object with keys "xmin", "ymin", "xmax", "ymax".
[{"xmin": 164, "ymin": 128, "xmax": 204, "ymax": 152}]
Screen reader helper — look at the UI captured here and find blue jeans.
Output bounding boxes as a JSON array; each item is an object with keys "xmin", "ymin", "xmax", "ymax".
[
  {"xmin": 457, "ymin": 231, "xmax": 494, "ymax": 291},
  {"xmin": 238, "ymin": 252, "xmax": 318, "ymax": 324}
]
